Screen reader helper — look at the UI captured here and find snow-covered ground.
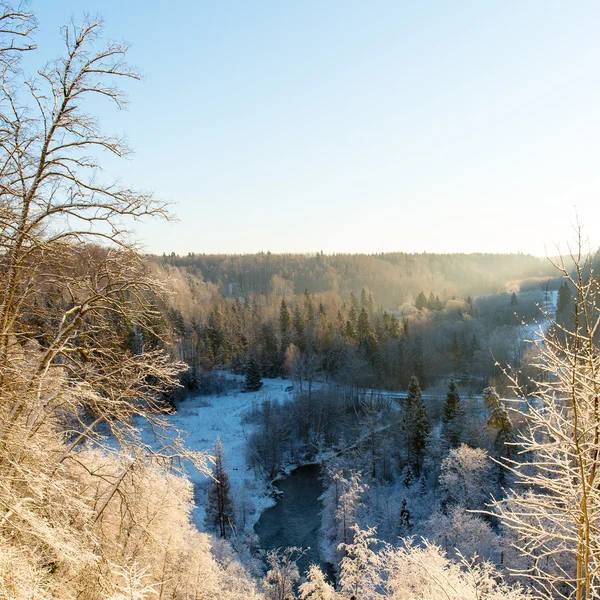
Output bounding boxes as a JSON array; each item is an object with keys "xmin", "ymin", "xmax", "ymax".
[{"xmin": 137, "ymin": 376, "xmax": 295, "ymax": 530}]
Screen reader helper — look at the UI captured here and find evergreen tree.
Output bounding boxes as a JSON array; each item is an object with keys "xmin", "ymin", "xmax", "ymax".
[
  {"xmin": 470, "ymin": 334, "xmax": 480, "ymax": 357},
  {"xmin": 510, "ymin": 291, "xmax": 518, "ymax": 306},
  {"xmin": 279, "ymin": 299, "xmax": 291, "ymax": 339},
  {"xmin": 304, "ymin": 288, "xmax": 315, "ymax": 322},
  {"xmin": 367, "ymin": 292, "xmax": 375, "ymax": 317},
  {"xmin": 292, "ymin": 305, "xmax": 306, "ymax": 349},
  {"xmin": 357, "ymin": 308, "xmax": 372, "ymax": 340},
  {"xmin": 557, "ymin": 280, "xmax": 572, "ymax": 315},
  {"xmin": 401, "ymin": 376, "xmax": 430, "ymax": 473},
  {"xmin": 243, "ymin": 356, "xmax": 263, "ymax": 392},
  {"xmin": 415, "ymin": 291, "xmax": 428, "ymax": 311},
  {"xmin": 360, "ymin": 287, "xmax": 369, "ymax": 310},
  {"xmin": 401, "ymin": 465, "xmax": 414, "ymax": 487},
  {"xmin": 411, "ymin": 338, "xmax": 427, "ymax": 388},
  {"xmin": 450, "ymin": 332, "xmax": 461, "ymax": 373},
  {"xmin": 402, "ymin": 317, "xmax": 410, "ymax": 339},
  {"xmin": 260, "ymin": 322, "xmax": 281, "ymax": 377},
  {"xmin": 345, "ymin": 305, "xmax": 359, "ymax": 341},
  {"xmin": 442, "ymin": 379, "xmax": 463, "ymax": 448},
  {"xmin": 427, "ymin": 292, "xmax": 436, "ymax": 310},
  {"xmin": 388, "ymin": 313, "xmax": 400, "ymax": 338},
  {"xmin": 483, "ymin": 386, "xmax": 514, "ymax": 462},
  {"xmin": 205, "ymin": 309, "xmax": 223, "ymax": 367},
  {"xmin": 399, "ymin": 498, "xmax": 412, "ymax": 533},
  {"xmin": 357, "ymin": 307, "xmax": 377, "ymax": 360},
  {"xmin": 206, "ymin": 438, "xmax": 234, "ymax": 538}
]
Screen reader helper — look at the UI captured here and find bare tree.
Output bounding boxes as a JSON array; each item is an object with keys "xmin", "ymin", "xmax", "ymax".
[
  {"xmin": 0, "ymin": 8, "xmax": 210, "ymax": 596},
  {"xmin": 492, "ymin": 231, "xmax": 600, "ymax": 600}
]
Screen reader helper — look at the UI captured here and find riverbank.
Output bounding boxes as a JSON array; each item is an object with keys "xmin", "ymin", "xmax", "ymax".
[
  {"xmin": 135, "ymin": 375, "xmax": 296, "ymax": 531},
  {"xmin": 255, "ymin": 464, "xmax": 325, "ymax": 577}
]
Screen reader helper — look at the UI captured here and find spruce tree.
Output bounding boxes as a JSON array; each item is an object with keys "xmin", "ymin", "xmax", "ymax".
[
  {"xmin": 304, "ymin": 288, "xmax": 315, "ymax": 321},
  {"xmin": 243, "ymin": 356, "xmax": 263, "ymax": 392},
  {"xmin": 279, "ymin": 299, "xmax": 291, "ymax": 339},
  {"xmin": 411, "ymin": 339, "xmax": 427, "ymax": 388},
  {"xmin": 441, "ymin": 379, "xmax": 463, "ymax": 448},
  {"xmin": 451, "ymin": 332, "xmax": 461, "ymax": 373},
  {"xmin": 402, "ymin": 376, "xmax": 430, "ymax": 474},
  {"xmin": 427, "ymin": 292, "xmax": 436, "ymax": 310},
  {"xmin": 367, "ymin": 292, "xmax": 375, "ymax": 317},
  {"xmin": 357, "ymin": 307, "xmax": 372, "ymax": 340},
  {"xmin": 345, "ymin": 305, "xmax": 359, "ymax": 341},
  {"xmin": 557, "ymin": 280, "xmax": 572, "ymax": 315},
  {"xmin": 415, "ymin": 291, "xmax": 428, "ymax": 311},
  {"xmin": 399, "ymin": 498, "xmax": 412, "ymax": 532},
  {"xmin": 292, "ymin": 305, "xmax": 305, "ymax": 349},
  {"xmin": 360, "ymin": 287, "xmax": 369, "ymax": 310},
  {"xmin": 388, "ymin": 313, "xmax": 400, "ymax": 338},
  {"xmin": 206, "ymin": 438, "xmax": 234, "ymax": 538},
  {"xmin": 483, "ymin": 386, "xmax": 514, "ymax": 462},
  {"xmin": 357, "ymin": 307, "xmax": 377, "ymax": 357},
  {"xmin": 402, "ymin": 317, "xmax": 410, "ymax": 339}
]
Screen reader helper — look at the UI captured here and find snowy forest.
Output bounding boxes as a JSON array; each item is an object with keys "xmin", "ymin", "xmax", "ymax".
[{"xmin": 2, "ymin": 4, "xmax": 600, "ymax": 600}]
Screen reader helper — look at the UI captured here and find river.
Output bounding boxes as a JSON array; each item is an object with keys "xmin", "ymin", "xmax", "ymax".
[{"xmin": 254, "ymin": 463, "xmax": 325, "ymax": 578}]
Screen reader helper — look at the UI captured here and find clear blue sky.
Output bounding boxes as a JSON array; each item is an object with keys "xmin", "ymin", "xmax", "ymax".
[{"xmin": 28, "ymin": 1, "xmax": 600, "ymax": 256}]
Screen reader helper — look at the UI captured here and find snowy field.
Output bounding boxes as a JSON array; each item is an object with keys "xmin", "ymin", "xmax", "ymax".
[{"xmin": 137, "ymin": 375, "xmax": 294, "ymax": 530}]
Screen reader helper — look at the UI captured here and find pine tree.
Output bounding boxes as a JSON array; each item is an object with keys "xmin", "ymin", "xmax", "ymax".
[
  {"xmin": 206, "ymin": 438, "xmax": 234, "ymax": 538},
  {"xmin": 402, "ymin": 376, "xmax": 430, "ymax": 473},
  {"xmin": 442, "ymin": 379, "xmax": 463, "ymax": 448},
  {"xmin": 243, "ymin": 356, "xmax": 263, "ymax": 392}
]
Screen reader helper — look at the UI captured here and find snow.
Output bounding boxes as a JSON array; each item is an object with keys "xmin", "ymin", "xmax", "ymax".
[
  {"xmin": 517, "ymin": 289, "xmax": 558, "ymax": 345},
  {"xmin": 137, "ymin": 375, "xmax": 295, "ymax": 530}
]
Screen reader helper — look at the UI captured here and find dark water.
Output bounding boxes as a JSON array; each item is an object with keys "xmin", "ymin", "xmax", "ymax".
[{"xmin": 255, "ymin": 464, "xmax": 324, "ymax": 577}]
